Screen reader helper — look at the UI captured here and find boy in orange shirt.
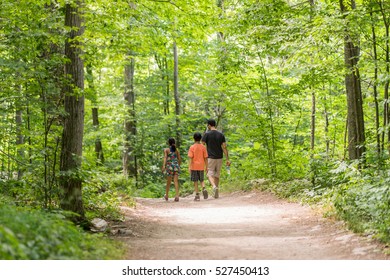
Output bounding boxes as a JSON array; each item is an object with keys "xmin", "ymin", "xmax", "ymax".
[{"xmin": 188, "ymin": 132, "xmax": 208, "ymax": 201}]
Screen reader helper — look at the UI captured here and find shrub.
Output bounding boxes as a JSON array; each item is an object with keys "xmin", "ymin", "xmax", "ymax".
[{"xmin": 0, "ymin": 205, "xmax": 124, "ymax": 259}]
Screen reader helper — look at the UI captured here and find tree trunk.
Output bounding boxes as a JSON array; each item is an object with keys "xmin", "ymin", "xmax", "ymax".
[
  {"xmin": 123, "ymin": 55, "xmax": 137, "ymax": 178},
  {"xmin": 339, "ymin": 0, "xmax": 366, "ymax": 161},
  {"xmin": 311, "ymin": 91, "xmax": 316, "ymax": 152},
  {"xmin": 163, "ymin": 56, "xmax": 170, "ymax": 115},
  {"xmin": 369, "ymin": 8, "xmax": 381, "ymax": 159},
  {"xmin": 15, "ymin": 101, "xmax": 24, "ymax": 180},
  {"xmin": 60, "ymin": 0, "xmax": 85, "ymax": 221},
  {"xmin": 155, "ymin": 54, "xmax": 170, "ymax": 115},
  {"xmin": 86, "ymin": 64, "xmax": 104, "ymax": 165},
  {"xmin": 378, "ymin": 2, "xmax": 390, "ymax": 154},
  {"xmin": 258, "ymin": 52, "xmax": 276, "ymax": 175},
  {"xmin": 173, "ymin": 40, "xmax": 181, "ymax": 147},
  {"xmin": 92, "ymin": 108, "xmax": 104, "ymax": 164},
  {"xmin": 324, "ymin": 90, "xmax": 330, "ymax": 157},
  {"xmin": 215, "ymin": 0, "xmax": 226, "ymax": 129}
]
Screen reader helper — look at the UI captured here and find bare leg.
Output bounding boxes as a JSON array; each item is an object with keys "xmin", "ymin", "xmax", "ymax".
[
  {"xmin": 173, "ymin": 174, "xmax": 179, "ymax": 200},
  {"xmin": 165, "ymin": 176, "xmax": 172, "ymax": 200},
  {"xmin": 200, "ymin": 180, "xmax": 205, "ymax": 190},
  {"xmin": 214, "ymin": 177, "xmax": 220, "ymax": 188},
  {"xmin": 201, "ymin": 178, "xmax": 208, "ymax": 199},
  {"xmin": 208, "ymin": 175, "xmax": 220, "ymax": 198},
  {"xmin": 194, "ymin": 181, "xmax": 199, "ymax": 194},
  {"xmin": 208, "ymin": 175, "xmax": 217, "ymax": 188}
]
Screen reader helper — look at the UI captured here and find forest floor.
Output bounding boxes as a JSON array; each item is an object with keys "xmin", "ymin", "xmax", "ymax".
[{"xmin": 111, "ymin": 190, "xmax": 389, "ymax": 259}]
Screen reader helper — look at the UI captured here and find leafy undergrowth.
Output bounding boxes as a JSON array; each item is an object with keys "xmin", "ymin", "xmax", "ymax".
[{"xmin": 0, "ymin": 204, "xmax": 124, "ymax": 260}]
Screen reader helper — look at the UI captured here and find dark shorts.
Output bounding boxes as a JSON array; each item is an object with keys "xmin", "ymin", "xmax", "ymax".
[{"xmin": 190, "ymin": 170, "xmax": 205, "ymax": 182}]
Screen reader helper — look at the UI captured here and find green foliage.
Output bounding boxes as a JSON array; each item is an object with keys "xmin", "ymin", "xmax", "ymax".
[
  {"xmin": 134, "ymin": 185, "xmax": 163, "ymax": 198},
  {"xmin": 248, "ymin": 159, "xmax": 390, "ymax": 245},
  {"xmin": 0, "ymin": 205, "xmax": 124, "ymax": 260},
  {"xmin": 0, "ymin": 194, "xmax": 15, "ymax": 206},
  {"xmin": 83, "ymin": 171, "xmax": 135, "ymax": 221},
  {"xmin": 2, "ymin": 0, "xmax": 390, "ymax": 252},
  {"xmin": 334, "ymin": 171, "xmax": 390, "ymax": 243}
]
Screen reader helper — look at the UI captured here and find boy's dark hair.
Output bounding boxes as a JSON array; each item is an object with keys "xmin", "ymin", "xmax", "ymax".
[
  {"xmin": 207, "ymin": 119, "xmax": 216, "ymax": 127},
  {"xmin": 193, "ymin": 132, "xmax": 202, "ymax": 141}
]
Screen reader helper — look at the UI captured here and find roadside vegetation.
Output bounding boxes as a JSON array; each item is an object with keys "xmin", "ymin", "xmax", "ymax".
[{"xmin": 2, "ymin": 0, "xmax": 390, "ymax": 258}]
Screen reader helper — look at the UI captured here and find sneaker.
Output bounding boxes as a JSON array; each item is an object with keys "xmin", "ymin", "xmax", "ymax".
[
  {"xmin": 213, "ymin": 187, "xmax": 219, "ymax": 199},
  {"xmin": 202, "ymin": 188, "xmax": 208, "ymax": 199},
  {"xmin": 194, "ymin": 193, "xmax": 200, "ymax": 201}
]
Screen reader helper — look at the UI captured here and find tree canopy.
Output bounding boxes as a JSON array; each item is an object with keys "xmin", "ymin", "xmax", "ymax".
[{"xmin": 1, "ymin": 0, "xmax": 390, "ymax": 252}]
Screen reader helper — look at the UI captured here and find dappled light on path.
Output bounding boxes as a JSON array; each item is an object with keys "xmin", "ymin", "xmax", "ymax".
[
  {"xmin": 156, "ymin": 205, "xmax": 282, "ymax": 225},
  {"xmin": 114, "ymin": 191, "xmax": 388, "ymax": 260}
]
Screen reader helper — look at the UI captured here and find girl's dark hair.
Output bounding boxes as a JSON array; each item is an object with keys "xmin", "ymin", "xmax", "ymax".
[
  {"xmin": 168, "ymin": 137, "xmax": 176, "ymax": 152},
  {"xmin": 193, "ymin": 132, "xmax": 202, "ymax": 141}
]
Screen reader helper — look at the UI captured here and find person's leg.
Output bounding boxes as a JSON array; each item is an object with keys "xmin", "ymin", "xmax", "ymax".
[
  {"xmin": 214, "ymin": 159, "xmax": 223, "ymax": 187},
  {"xmin": 208, "ymin": 175, "xmax": 219, "ymax": 198},
  {"xmin": 165, "ymin": 176, "xmax": 172, "ymax": 200},
  {"xmin": 200, "ymin": 171, "xmax": 208, "ymax": 199},
  {"xmin": 207, "ymin": 159, "xmax": 217, "ymax": 188},
  {"xmin": 191, "ymin": 170, "xmax": 199, "ymax": 193},
  {"xmin": 173, "ymin": 174, "xmax": 179, "ymax": 201},
  {"xmin": 194, "ymin": 181, "xmax": 200, "ymax": 201},
  {"xmin": 207, "ymin": 159, "xmax": 224, "ymax": 198},
  {"xmin": 194, "ymin": 180, "xmax": 199, "ymax": 194},
  {"xmin": 214, "ymin": 177, "xmax": 220, "ymax": 188}
]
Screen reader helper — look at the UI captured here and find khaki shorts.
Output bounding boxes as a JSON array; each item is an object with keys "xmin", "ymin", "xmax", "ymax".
[{"xmin": 207, "ymin": 158, "xmax": 223, "ymax": 178}]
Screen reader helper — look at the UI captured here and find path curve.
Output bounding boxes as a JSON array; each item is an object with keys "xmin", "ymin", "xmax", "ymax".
[{"xmin": 112, "ymin": 190, "xmax": 388, "ymax": 260}]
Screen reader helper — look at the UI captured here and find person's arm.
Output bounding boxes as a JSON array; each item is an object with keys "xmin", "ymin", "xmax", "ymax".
[
  {"xmin": 204, "ymin": 146, "xmax": 208, "ymax": 173},
  {"xmin": 189, "ymin": 157, "xmax": 193, "ymax": 172},
  {"xmin": 222, "ymin": 142, "xmax": 230, "ymax": 166},
  {"xmin": 188, "ymin": 147, "xmax": 193, "ymax": 172},
  {"xmin": 201, "ymin": 133, "xmax": 207, "ymax": 145},
  {"xmin": 177, "ymin": 149, "xmax": 182, "ymax": 165}
]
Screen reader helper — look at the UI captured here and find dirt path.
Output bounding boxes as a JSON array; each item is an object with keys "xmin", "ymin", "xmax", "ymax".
[{"xmin": 112, "ymin": 190, "xmax": 389, "ymax": 260}]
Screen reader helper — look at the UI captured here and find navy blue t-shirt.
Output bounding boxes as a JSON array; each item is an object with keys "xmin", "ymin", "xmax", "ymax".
[{"xmin": 202, "ymin": 130, "xmax": 226, "ymax": 159}]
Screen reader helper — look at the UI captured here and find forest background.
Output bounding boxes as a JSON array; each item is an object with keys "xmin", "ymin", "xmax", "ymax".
[{"xmin": 1, "ymin": 0, "xmax": 390, "ymax": 259}]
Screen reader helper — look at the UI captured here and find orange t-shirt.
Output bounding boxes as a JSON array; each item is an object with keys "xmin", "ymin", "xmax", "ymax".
[{"xmin": 188, "ymin": 143, "xmax": 208, "ymax": 171}]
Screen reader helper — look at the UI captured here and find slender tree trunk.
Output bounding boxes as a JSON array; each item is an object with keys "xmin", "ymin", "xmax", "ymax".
[
  {"xmin": 60, "ymin": 0, "xmax": 85, "ymax": 221},
  {"xmin": 311, "ymin": 91, "xmax": 316, "ymax": 152},
  {"xmin": 92, "ymin": 108, "xmax": 104, "ymax": 164},
  {"xmin": 86, "ymin": 65, "xmax": 104, "ymax": 165},
  {"xmin": 163, "ymin": 57, "xmax": 170, "ymax": 115},
  {"xmin": 123, "ymin": 55, "xmax": 137, "ymax": 178},
  {"xmin": 309, "ymin": 0, "xmax": 316, "ymax": 154},
  {"xmin": 35, "ymin": 2, "xmax": 65, "ymax": 208},
  {"xmin": 378, "ymin": 2, "xmax": 390, "ymax": 154},
  {"xmin": 173, "ymin": 40, "xmax": 181, "ymax": 147},
  {"xmin": 339, "ymin": 0, "xmax": 366, "ymax": 161},
  {"xmin": 257, "ymin": 53, "xmax": 276, "ymax": 175},
  {"xmin": 15, "ymin": 90, "xmax": 24, "ymax": 179},
  {"xmin": 324, "ymin": 91, "xmax": 330, "ymax": 157},
  {"xmin": 309, "ymin": 0, "xmax": 316, "ymax": 185},
  {"xmin": 155, "ymin": 54, "xmax": 170, "ymax": 115},
  {"xmin": 310, "ymin": 89, "xmax": 316, "ymax": 185},
  {"xmin": 369, "ymin": 9, "xmax": 381, "ymax": 160},
  {"xmin": 215, "ymin": 0, "xmax": 227, "ymax": 130}
]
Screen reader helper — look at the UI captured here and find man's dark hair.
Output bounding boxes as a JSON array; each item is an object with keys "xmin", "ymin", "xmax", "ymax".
[
  {"xmin": 207, "ymin": 119, "xmax": 216, "ymax": 127},
  {"xmin": 193, "ymin": 132, "xmax": 202, "ymax": 141}
]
